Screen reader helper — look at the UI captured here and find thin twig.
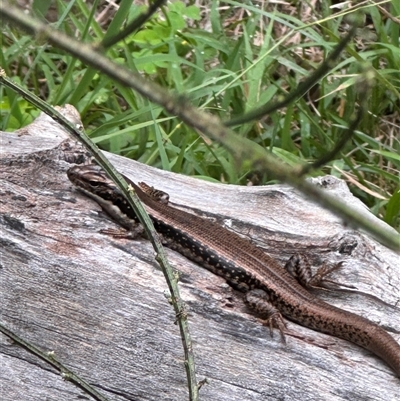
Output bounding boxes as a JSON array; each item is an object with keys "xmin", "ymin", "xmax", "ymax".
[
  {"xmin": 1, "ymin": 4, "xmax": 398, "ymax": 251},
  {"xmin": 0, "ymin": 322, "xmax": 110, "ymax": 401},
  {"xmin": 376, "ymin": 3, "xmax": 400, "ymax": 25},
  {"xmin": 299, "ymin": 66, "xmax": 374, "ymax": 176},
  {"xmin": 0, "ymin": 68, "xmax": 199, "ymax": 401},
  {"xmin": 99, "ymin": 0, "xmax": 166, "ymax": 50},
  {"xmin": 224, "ymin": 26, "xmax": 357, "ymax": 127}
]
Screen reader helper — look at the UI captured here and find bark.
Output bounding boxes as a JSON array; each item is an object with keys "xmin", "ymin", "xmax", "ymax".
[{"xmin": 1, "ymin": 106, "xmax": 399, "ymax": 401}]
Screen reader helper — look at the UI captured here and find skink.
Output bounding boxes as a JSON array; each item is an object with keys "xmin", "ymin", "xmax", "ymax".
[{"xmin": 67, "ymin": 164, "xmax": 400, "ymax": 377}]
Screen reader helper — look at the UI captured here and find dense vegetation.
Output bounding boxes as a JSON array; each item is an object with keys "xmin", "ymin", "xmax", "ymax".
[{"xmin": 1, "ymin": 0, "xmax": 399, "ymax": 229}]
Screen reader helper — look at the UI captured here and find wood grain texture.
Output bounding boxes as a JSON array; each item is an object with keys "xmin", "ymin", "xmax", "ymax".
[{"xmin": 1, "ymin": 106, "xmax": 399, "ymax": 400}]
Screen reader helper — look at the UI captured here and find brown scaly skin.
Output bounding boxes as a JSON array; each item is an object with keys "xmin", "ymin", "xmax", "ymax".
[{"xmin": 67, "ymin": 164, "xmax": 400, "ymax": 378}]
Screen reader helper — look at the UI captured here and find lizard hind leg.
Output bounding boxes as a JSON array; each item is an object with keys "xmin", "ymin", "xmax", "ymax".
[
  {"xmin": 244, "ymin": 289, "xmax": 287, "ymax": 344},
  {"xmin": 285, "ymin": 254, "xmax": 355, "ymax": 290}
]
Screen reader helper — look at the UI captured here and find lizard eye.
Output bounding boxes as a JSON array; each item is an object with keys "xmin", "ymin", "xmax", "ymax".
[{"xmin": 89, "ymin": 180, "xmax": 100, "ymax": 187}]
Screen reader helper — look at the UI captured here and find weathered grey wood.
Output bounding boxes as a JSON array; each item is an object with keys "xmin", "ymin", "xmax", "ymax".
[{"xmin": 1, "ymin": 106, "xmax": 399, "ymax": 400}]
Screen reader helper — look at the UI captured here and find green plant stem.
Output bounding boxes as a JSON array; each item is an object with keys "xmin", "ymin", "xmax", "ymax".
[
  {"xmin": 1, "ymin": 3, "xmax": 398, "ymax": 252},
  {"xmin": 99, "ymin": 0, "xmax": 166, "ymax": 50},
  {"xmin": 0, "ymin": 69, "xmax": 199, "ymax": 401},
  {"xmin": 224, "ymin": 26, "xmax": 357, "ymax": 127},
  {"xmin": 0, "ymin": 322, "xmax": 110, "ymax": 401}
]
